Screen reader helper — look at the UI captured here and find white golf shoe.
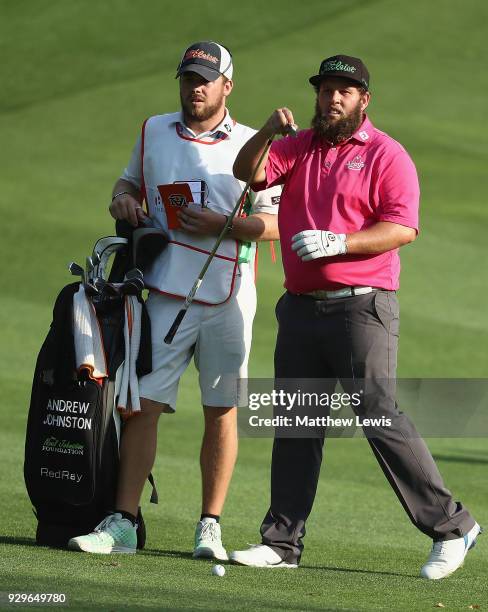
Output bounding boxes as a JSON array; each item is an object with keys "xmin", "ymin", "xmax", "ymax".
[
  {"xmin": 420, "ymin": 522, "xmax": 482, "ymax": 579},
  {"xmin": 230, "ymin": 544, "xmax": 298, "ymax": 568},
  {"xmin": 193, "ymin": 520, "xmax": 228, "ymax": 561}
]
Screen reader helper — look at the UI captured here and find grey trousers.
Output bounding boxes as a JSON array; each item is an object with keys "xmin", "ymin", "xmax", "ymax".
[{"xmin": 260, "ymin": 291, "xmax": 475, "ymax": 564}]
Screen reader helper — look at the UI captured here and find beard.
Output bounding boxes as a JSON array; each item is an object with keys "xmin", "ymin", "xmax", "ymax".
[
  {"xmin": 311, "ymin": 99, "xmax": 363, "ymax": 144},
  {"xmin": 180, "ymin": 94, "xmax": 224, "ymax": 123}
]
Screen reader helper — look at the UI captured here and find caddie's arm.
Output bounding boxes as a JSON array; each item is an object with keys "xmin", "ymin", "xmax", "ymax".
[
  {"xmin": 233, "ymin": 108, "xmax": 296, "ymax": 183},
  {"xmin": 178, "ymin": 208, "xmax": 279, "ymax": 241},
  {"xmin": 228, "ymin": 212, "xmax": 279, "ymax": 241},
  {"xmin": 109, "ymin": 178, "xmax": 147, "ymax": 227}
]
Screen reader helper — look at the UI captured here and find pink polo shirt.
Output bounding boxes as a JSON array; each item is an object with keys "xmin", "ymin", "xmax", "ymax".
[{"xmin": 255, "ymin": 116, "xmax": 419, "ymax": 292}]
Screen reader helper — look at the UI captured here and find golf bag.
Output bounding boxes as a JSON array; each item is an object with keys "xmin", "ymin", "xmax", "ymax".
[{"xmin": 24, "ymin": 224, "xmax": 166, "ymax": 548}]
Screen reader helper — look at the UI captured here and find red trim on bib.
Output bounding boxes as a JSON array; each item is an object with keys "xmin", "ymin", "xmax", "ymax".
[
  {"xmin": 146, "ymin": 255, "xmax": 239, "ymax": 306},
  {"xmin": 170, "ymin": 240, "xmax": 237, "ymax": 262},
  {"xmin": 175, "ymin": 122, "xmax": 229, "ymax": 145}
]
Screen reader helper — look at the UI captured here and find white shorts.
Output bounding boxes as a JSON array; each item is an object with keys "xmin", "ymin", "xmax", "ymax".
[{"xmin": 139, "ymin": 264, "xmax": 257, "ymax": 411}]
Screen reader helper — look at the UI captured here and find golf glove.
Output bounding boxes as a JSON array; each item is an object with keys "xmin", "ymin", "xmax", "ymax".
[{"xmin": 291, "ymin": 230, "xmax": 347, "ymax": 261}]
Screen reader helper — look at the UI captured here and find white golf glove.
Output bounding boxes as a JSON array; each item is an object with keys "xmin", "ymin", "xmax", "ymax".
[{"xmin": 291, "ymin": 230, "xmax": 347, "ymax": 261}]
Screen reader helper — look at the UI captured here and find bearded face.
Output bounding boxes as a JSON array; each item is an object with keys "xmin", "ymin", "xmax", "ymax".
[
  {"xmin": 311, "ymin": 98, "xmax": 364, "ymax": 144},
  {"xmin": 311, "ymin": 78, "xmax": 368, "ymax": 144},
  {"xmin": 179, "ymin": 73, "xmax": 229, "ymax": 124},
  {"xmin": 180, "ymin": 90, "xmax": 225, "ymax": 123}
]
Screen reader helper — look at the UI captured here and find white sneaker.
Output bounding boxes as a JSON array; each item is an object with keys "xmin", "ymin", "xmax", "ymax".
[
  {"xmin": 420, "ymin": 522, "xmax": 482, "ymax": 579},
  {"xmin": 230, "ymin": 544, "xmax": 298, "ymax": 568},
  {"xmin": 193, "ymin": 520, "xmax": 228, "ymax": 561}
]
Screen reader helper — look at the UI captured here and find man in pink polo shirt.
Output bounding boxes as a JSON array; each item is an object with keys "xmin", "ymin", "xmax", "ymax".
[{"xmin": 230, "ymin": 55, "xmax": 481, "ymax": 578}]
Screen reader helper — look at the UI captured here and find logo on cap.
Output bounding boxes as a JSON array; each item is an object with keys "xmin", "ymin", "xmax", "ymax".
[
  {"xmin": 321, "ymin": 60, "xmax": 357, "ymax": 74},
  {"xmin": 183, "ymin": 49, "xmax": 219, "ymax": 65}
]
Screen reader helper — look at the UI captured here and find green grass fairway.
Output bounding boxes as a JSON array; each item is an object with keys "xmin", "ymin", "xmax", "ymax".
[{"xmin": 1, "ymin": 1, "xmax": 487, "ymax": 610}]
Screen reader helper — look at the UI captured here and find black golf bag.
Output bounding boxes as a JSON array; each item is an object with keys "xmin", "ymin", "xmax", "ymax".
[{"xmin": 24, "ymin": 223, "xmax": 166, "ymax": 548}]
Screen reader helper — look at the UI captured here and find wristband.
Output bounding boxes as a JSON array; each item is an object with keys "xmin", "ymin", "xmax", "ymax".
[
  {"xmin": 223, "ymin": 215, "xmax": 234, "ymax": 234},
  {"xmin": 111, "ymin": 191, "xmax": 132, "ymax": 202}
]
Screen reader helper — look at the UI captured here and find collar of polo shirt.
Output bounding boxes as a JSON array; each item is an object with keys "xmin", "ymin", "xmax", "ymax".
[
  {"xmin": 170, "ymin": 109, "xmax": 235, "ymax": 140},
  {"xmin": 349, "ymin": 117, "xmax": 373, "ymax": 145}
]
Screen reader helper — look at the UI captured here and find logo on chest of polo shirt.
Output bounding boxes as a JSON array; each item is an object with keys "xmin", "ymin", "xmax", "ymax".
[{"xmin": 346, "ymin": 155, "xmax": 365, "ymax": 171}]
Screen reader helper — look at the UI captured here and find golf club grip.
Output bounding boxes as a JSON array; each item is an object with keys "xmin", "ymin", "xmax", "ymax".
[{"xmin": 164, "ymin": 308, "xmax": 187, "ymax": 344}]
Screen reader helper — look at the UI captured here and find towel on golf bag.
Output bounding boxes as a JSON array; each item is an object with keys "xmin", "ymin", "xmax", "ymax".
[
  {"xmin": 73, "ymin": 285, "xmax": 107, "ymax": 380},
  {"xmin": 117, "ymin": 295, "xmax": 142, "ymax": 414}
]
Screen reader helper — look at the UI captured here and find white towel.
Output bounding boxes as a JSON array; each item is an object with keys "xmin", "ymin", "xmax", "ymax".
[
  {"xmin": 73, "ymin": 285, "xmax": 107, "ymax": 380},
  {"xmin": 117, "ymin": 295, "xmax": 142, "ymax": 414}
]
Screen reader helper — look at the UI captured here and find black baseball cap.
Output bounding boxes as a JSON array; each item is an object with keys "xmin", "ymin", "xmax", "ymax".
[
  {"xmin": 309, "ymin": 54, "xmax": 370, "ymax": 90},
  {"xmin": 176, "ymin": 41, "xmax": 233, "ymax": 82}
]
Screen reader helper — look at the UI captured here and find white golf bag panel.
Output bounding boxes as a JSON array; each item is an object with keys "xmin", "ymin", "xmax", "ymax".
[{"xmin": 140, "ymin": 113, "xmax": 255, "ymax": 305}]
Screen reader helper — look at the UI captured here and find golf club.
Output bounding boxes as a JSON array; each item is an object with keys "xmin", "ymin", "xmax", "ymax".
[
  {"xmin": 94, "ymin": 277, "xmax": 106, "ymax": 292},
  {"xmin": 120, "ymin": 280, "xmax": 144, "ymax": 295},
  {"xmin": 102, "ymin": 282, "xmax": 122, "ymax": 298},
  {"xmin": 125, "ymin": 268, "xmax": 144, "ymax": 283},
  {"xmin": 91, "ymin": 237, "xmax": 128, "ymax": 280},
  {"xmin": 68, "ymin": 261, "xmax": 85, "ymax": 283},
  {"xmin": 164, "ymin": 132, "xmax": 278, "ymax": 344},
  {"xmin": 86, "ymin": 256, "xmax": 95, "ymax": 284},
  {"xmin": 84, "ymin": 282, "xmax": 99, "ymax": 297}
]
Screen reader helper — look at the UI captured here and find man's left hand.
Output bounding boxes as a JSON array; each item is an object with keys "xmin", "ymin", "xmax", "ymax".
[
  {"xmin": 291, "ymin": 230, "xmax": 347, "ymax": 261},
  {"xmin": 178, "ymin": 206, "xmax": 226, "ymax": 236}
]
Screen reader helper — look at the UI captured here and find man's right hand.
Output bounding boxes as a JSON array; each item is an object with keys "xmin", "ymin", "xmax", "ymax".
[
  {"xmin": 263, "ymin": 108, "xmax": 298, "ymax": 138},
  {"xmin": 109, "ymin": 192, "xmax": 147, "ymax": 227},
  {"xmin": 233, "ymin": 109, "xmax": 297, "ymax": 183}
]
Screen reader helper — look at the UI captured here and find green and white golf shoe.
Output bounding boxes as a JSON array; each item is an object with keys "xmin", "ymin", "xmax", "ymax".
[
  {"xmin": 193, "ymin": 519, "xmax": 228, "ymax": 561},
  {"xmin": 68, "ymin": 513, "xmax": 137, "ymax": 554}
]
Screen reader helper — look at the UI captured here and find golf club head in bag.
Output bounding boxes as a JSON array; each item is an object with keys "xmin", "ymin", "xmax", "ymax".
[
  {"xmin": 112, "ymin": 218, "xmax": 169, "ymax": 281},
  {"xmin": 91, "ymin": 236, "xmax": 129, "ymax": 283}
]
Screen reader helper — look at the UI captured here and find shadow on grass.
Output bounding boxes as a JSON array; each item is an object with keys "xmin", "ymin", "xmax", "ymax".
[
  {"xmin": 140, "ymin": 548, "xmax": 194, "ymax": 560},
  {"xmin": 300, "ymin": 564, "xmax": 418, "ymax": 579},
  {"xmin": 0, "ymin": 535, "xmax": 39, "ymax": 548},
  {"xmin": 432, "ymin": 454, "xmax": 488, "ymax": 465}
]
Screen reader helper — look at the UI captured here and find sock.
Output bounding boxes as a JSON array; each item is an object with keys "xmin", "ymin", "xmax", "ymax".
[
  {"xmin": 115, "ymin": 510, "xmax": 137, "ymax": 526},
  {"xmin": 200, "ymin": 514, "xmax": 220, "ymax": 524}
]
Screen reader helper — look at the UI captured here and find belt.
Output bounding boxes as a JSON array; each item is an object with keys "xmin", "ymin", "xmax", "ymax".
[{"xmin": 300, "ymin": 286, "xmax": 374, "ymax": 300}]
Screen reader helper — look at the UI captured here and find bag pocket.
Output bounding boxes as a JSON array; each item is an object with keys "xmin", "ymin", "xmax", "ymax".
[{"xmin": 25, "ymin": 380, "xmax": 102, "ymax": 507}]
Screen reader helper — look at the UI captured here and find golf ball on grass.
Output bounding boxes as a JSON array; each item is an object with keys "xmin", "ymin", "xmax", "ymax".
[{"xmin": 212, "ymin": 564, "xmax": 225, "ymax": 577}]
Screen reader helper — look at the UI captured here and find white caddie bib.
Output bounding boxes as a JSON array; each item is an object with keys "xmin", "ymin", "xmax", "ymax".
[{"xmin": 141, "ymin": 113, "xmax": 256, "ymax": 305}]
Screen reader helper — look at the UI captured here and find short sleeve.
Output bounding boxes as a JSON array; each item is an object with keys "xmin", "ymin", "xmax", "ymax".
[
  {"xmin": 377, "ymin": 148, "xmax": 420, "ymax": 232},
  {"xmin": 121, "ymin": 135, "xmax": 143, "ymax": 190},
  {"xmin": 250, "ymin": 184, "xmax": 282, "ymax": 215},
  {"xmin": 253, "ymin": 134, "xmax": 300, "ymax": 191}
]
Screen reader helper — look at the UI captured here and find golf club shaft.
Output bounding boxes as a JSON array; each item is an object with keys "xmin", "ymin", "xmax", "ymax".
[{"xmin": 164, "ymin": 136, "xmax": 274, "ymax": 344}]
